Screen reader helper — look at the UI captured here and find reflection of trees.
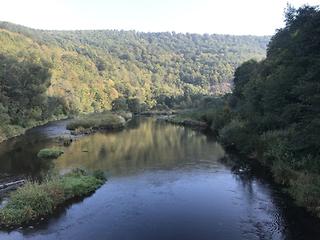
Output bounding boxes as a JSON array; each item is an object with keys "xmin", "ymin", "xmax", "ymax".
[
  {"xmin": 55, "ymin": 119, "xmax": 225, "ymax": 176},
  {"xmin": 0, "ymin": 133, "xmax": 55, "ymax": 178},
  {"xmin": 126, "ymin": 117, "xmax": 142, "ymax": 130}
]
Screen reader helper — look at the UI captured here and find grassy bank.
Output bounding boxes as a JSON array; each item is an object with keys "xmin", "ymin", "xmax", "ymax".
[
  {"xmin": 0, "ymin": 115, "xmax": 68, "ymax": 144},
  {"xmin": 66, "ymin": 112, "xmax": 126, "ymax": 134},
  {"xmin": 0, "ymin": 169, "xmax": 106, "ymax": 227}
]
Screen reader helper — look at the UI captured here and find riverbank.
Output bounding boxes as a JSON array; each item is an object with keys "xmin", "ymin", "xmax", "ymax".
[
  {"xmin": 0, "ymin": 115, "xmax": 68, "ymax": 144},
  {"xmin": 0, "ymin": 169, "xmax": 106, "ymax": 228},
  {"xmin": 0, "ymin": 111, "xmax": 131, "ymax": 144},
  {"xmin": 171, "ymin": 107, "xmax": 320, "ymax": 218}
]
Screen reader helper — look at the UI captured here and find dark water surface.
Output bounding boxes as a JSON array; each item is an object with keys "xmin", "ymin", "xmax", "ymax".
[{"xmin": 0, "ymin": 118, "xmax": 320, "ymax": 240}]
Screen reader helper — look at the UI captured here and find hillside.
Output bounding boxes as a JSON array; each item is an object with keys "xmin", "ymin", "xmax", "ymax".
[
  {"xmin": 0, "ymin": 21, "xmax": 269, "ymax": 141},
  {"xmin": 181, "ymin": 5, "xmax": 320, "ymax": 216}
]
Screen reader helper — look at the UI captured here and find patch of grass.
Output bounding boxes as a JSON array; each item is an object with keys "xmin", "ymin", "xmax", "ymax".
[
  {"xmin": 37, "ymin": 147, "xmax": 64, "ymax": 159},
  {"xmin": 66, "ymin": 112, "xmax": 126, "ymax": 131},
  {"xmin": 0, "ymin": 169, "xmax": 106, "ymax": 227},
  {"xmin": 164, "ymin": 110, "xmax": 209, "ymax": 129}
]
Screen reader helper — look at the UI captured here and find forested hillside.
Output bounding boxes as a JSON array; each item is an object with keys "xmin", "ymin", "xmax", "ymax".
[
  {"xmin": 194, "ymin": 5, "xmax": 320, "ymax": 216},
  {"xmin": 0, "ymin": 22, "xmax": 269, "ymax": 141}
]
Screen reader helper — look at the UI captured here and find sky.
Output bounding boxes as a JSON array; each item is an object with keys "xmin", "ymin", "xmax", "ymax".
[{"xmin": 0, "ymin": 0, "xmax": 319, "ymax": 35}]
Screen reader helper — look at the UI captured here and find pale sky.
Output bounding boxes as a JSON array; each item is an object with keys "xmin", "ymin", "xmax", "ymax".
[{"xmin": 0, "ymin": 0, "xmax": 318, "ymax": 35}]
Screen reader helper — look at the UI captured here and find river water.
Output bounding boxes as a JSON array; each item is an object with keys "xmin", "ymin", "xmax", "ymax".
[{"xmin": 0, "ymin": 118, "xmax": 319, "ymax": 240}]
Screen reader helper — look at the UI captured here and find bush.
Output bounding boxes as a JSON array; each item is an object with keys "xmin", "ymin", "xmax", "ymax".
[{"xmin": 37, "ymin": 148, "xmax": 64, "ymax": 159}]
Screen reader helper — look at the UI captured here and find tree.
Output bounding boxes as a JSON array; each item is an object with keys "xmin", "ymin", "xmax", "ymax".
[
  {"xmin": 111, "ymin": 98, "xmax": 128, "ymax": 111},
  {"xmin": 127, "ymin": 98, "xmax": 141, "ymax": 114}
]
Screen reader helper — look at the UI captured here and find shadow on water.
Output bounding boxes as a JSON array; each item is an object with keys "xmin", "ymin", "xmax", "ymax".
[
  {"xmin": 224, "ymin": 153, "xmax": 320, "ymax": 239},
  {"xmin": 0, "ymin": 117, "xmax": 320, "ymax": 239}
]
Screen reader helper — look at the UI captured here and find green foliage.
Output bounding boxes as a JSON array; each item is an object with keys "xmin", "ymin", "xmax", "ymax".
[
  {"xmin": 206, "ymin": 5, "xmax": 320, "ymax": 216},
  {"xmin": 0, "ymin": 169, "xmax": 105, "ymax": 227},
  {"xmin": 61, "ymin": 173, "xmax": 102, "ymax": 198},
  {"xmin": 218, "ymin": 119, "xmax": 257, "ymax": 155},
  {"xmin": 230, "ymin": 5, "xmax": 320, "ymax": 168},
  {"xmin": 170, "ymin": 6, "xmax": 320, "ymax": 216},
  {"xmin": 127, "ymin": 98, "xmax": 141, "ymax": 114},
  {"xmin": 37, "ymin": 147, "xmax": 64, "ymax": 159},
  {"xmin": 112, "ymin": 98, "xmax": 128, "ymax": 111},
  {"xmin": 0, "ymin": 182, "xmax": 54, "ymax": 226}
]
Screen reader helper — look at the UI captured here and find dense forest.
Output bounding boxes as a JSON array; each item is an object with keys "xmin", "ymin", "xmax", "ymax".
[
  {"xmin": 0, "ymin": 22, "xmax": 269, "ymax": 141},
  {"xmin": 187, "ymin": 5, "xmax": 320, "ymax": 216}
]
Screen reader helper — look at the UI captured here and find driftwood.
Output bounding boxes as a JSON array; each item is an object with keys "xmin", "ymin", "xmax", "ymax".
[{"xmin": 0, "ymin": 179, "xmax": 26, "ymax": 191}]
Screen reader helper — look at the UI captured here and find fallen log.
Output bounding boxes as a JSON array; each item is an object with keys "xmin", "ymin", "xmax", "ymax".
[{"xmin": 0, "ymin": 179, "xmax": 26, "ymax": 191}]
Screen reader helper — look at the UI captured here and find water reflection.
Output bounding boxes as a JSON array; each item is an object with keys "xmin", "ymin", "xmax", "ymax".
[{"xmin": 55, "ymin": 118, "xmax": 225, "ymax": 176}]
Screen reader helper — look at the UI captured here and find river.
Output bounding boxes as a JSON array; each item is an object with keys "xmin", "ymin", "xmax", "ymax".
[{"xmin": 0, "ymin": 118, "xmax": 319, "ymax": 240}]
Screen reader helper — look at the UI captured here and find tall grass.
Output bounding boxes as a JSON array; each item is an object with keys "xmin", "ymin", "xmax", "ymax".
[{"xmin": 0, "ymin": 169, "xmax": 106, "ymax": 227}]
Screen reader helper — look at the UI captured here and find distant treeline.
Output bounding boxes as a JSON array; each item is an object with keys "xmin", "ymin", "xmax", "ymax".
[{"xmin": 0, "ymin": 22, "xmax": 268, "ymax": 141}]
